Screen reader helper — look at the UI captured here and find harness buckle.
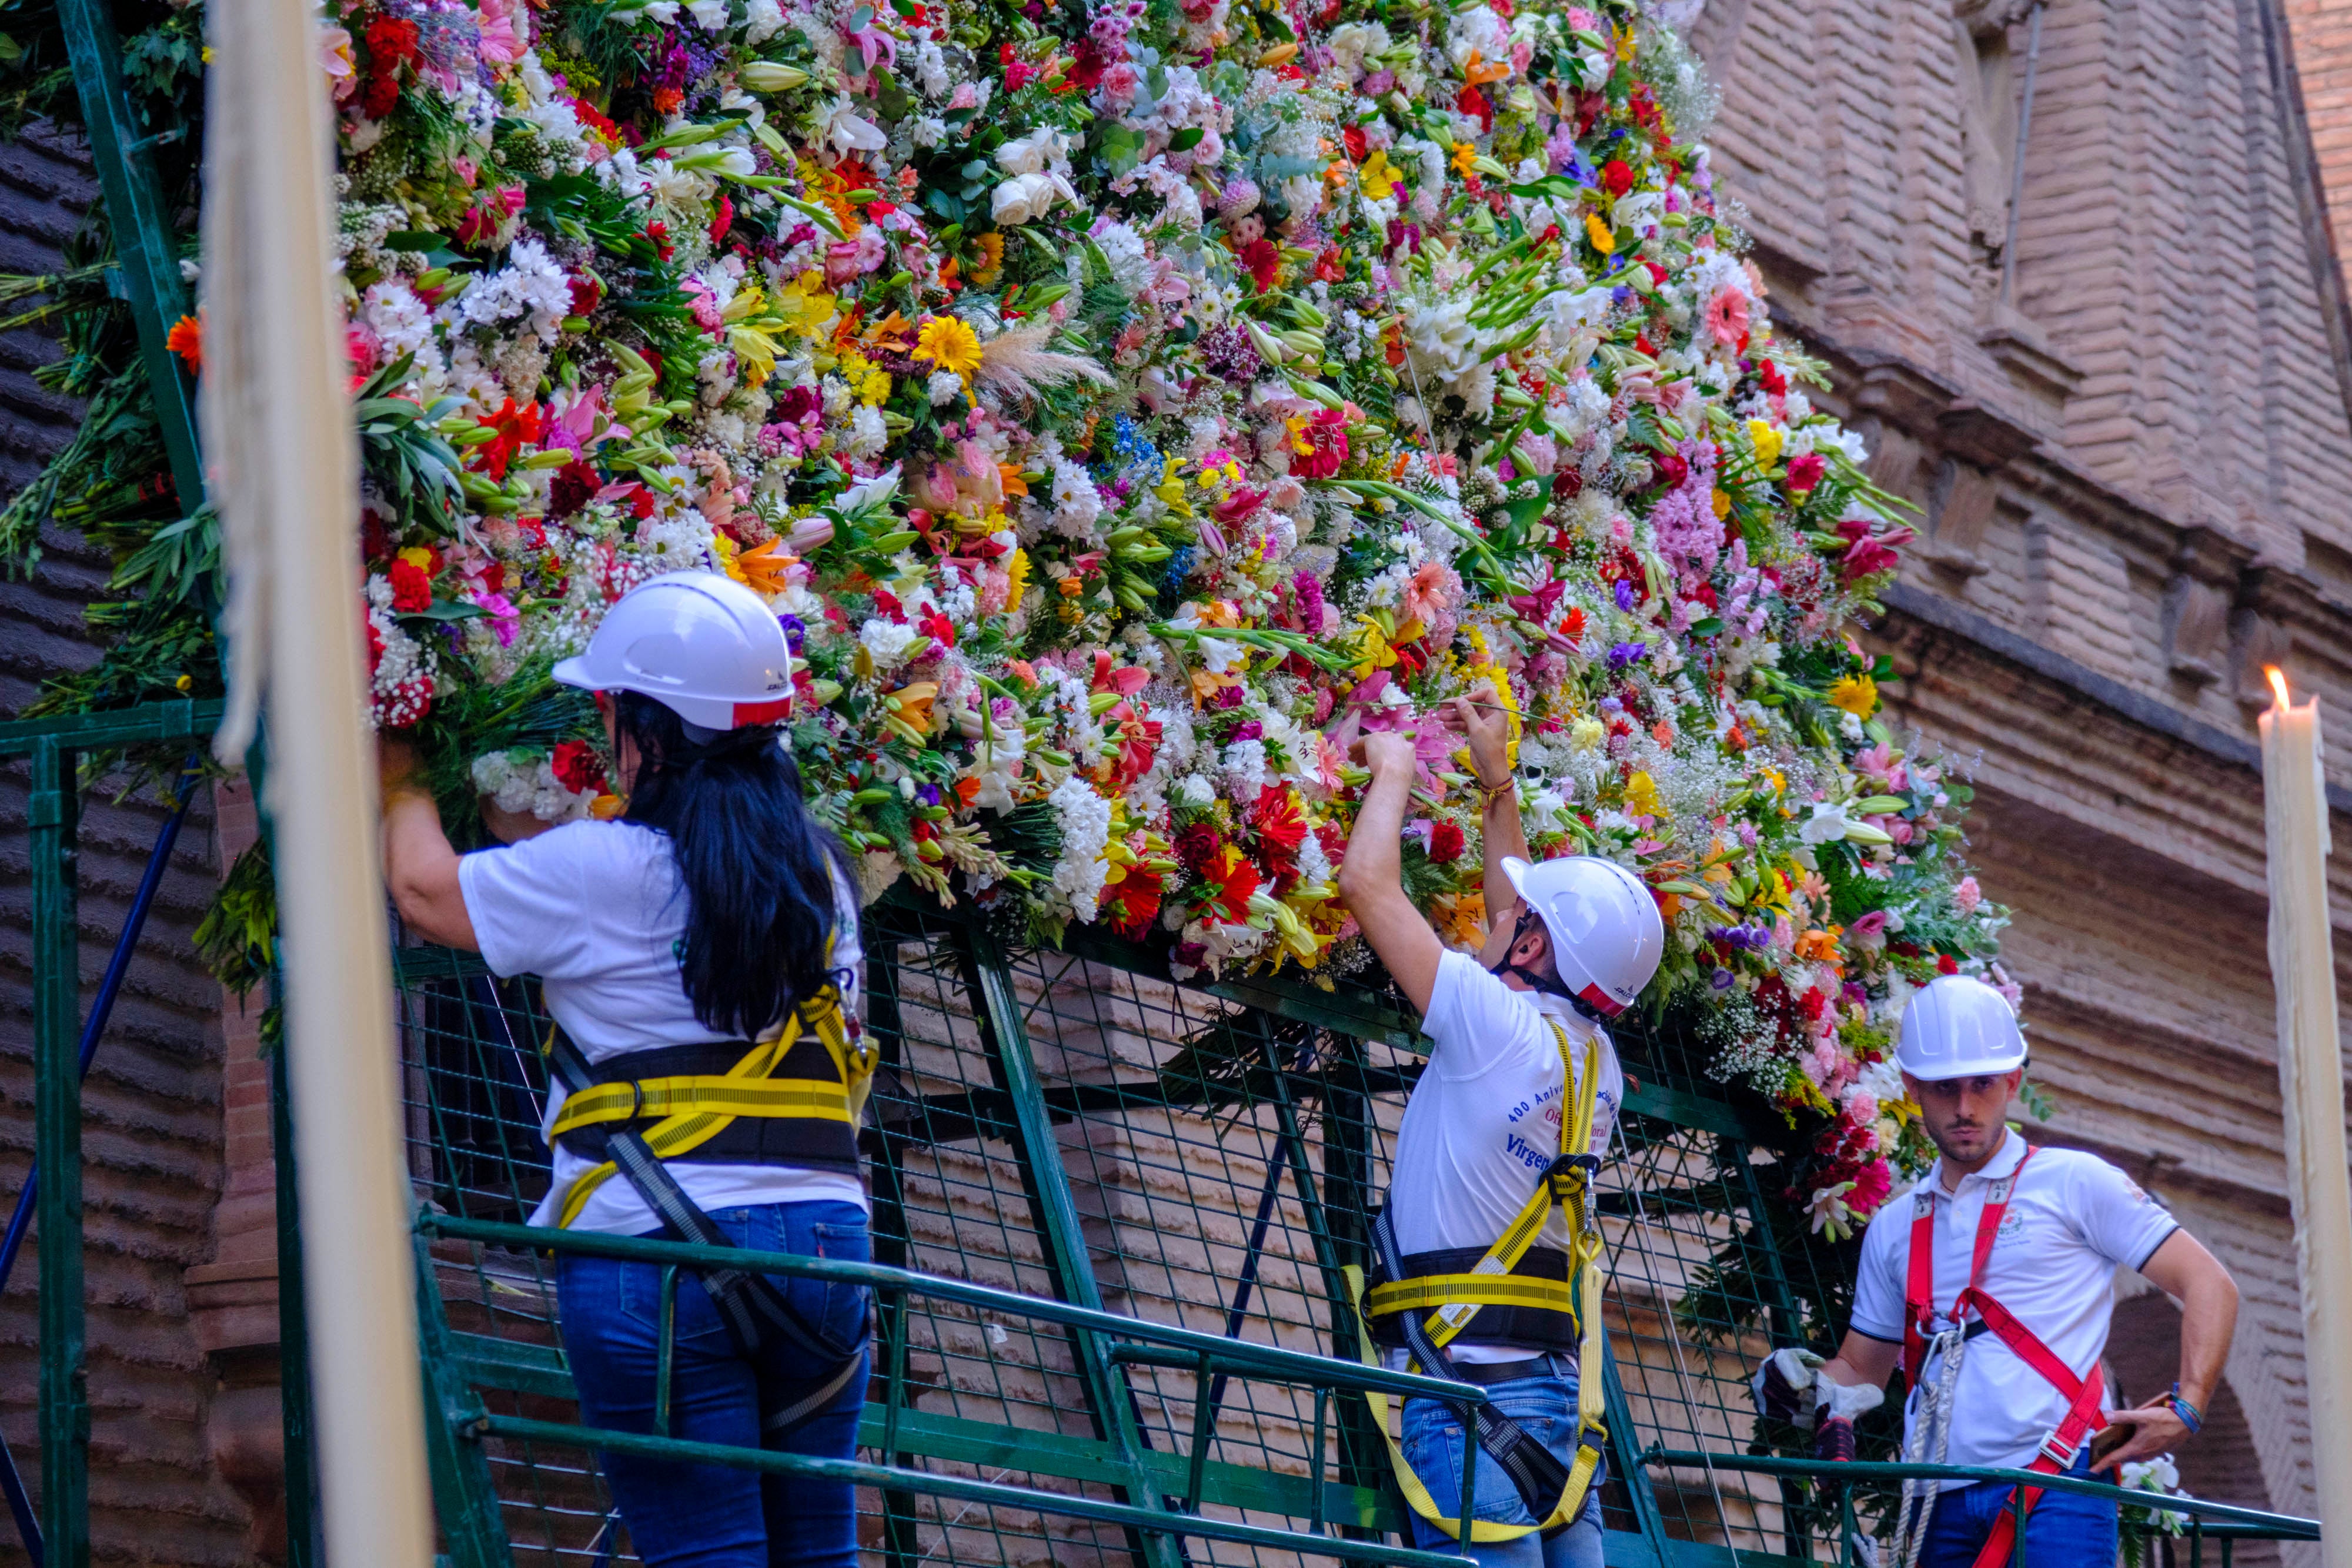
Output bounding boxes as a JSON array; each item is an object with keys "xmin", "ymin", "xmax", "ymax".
[
  {"xmin": 2036, "ymin": 1431, "xmax": 2078, "ymax": 1470},
  {"xmin": 627, "ymin": 1081, "xmax": 646, "ymax": 1122},
  {"xmin": 1544, "ymin": 1152, "xmax": 1600, "ymax": 1202}
]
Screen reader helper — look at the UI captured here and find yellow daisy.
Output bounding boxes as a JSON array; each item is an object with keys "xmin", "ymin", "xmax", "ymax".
[{"xmin": 913, "ymin": 315, "xmax": 983, "ymax": 379}]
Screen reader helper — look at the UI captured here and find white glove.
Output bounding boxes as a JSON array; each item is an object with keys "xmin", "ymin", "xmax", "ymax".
[
  {"xmin": 1751, "ymin": 1347, "xmax": 1825, "ymax": 1427},
  {"xmin": 1818, "ymin": 1378, "xmax": 1885, "ymax": 1425}
]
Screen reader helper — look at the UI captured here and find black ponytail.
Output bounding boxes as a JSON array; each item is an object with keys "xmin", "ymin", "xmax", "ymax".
[{"xmin": 614, "ymin": 691, "xmax": 856, "ymax": 1038}]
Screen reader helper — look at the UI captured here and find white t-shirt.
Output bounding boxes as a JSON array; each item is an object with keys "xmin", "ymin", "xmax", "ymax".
[
  {"xmin": 1388, "ymin": 949, "xmax": 1624, "ymax": 1363},
  {"xmin": 457, "ymin": 819, "xmax": 867, "ymax": 1235},
  {"xmin": 1850, "ymin": 1129, "xmax": 2179, "ymax": 1486}
]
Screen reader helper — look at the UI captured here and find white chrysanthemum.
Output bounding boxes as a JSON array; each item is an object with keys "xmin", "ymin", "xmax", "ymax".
[
  {"xmin": 1048, "ymin": 775, "xmax": 1113, "ymax": 921},
  {"xmin": 860, "ymin": 618, "xmax": 918, "ymax": 668},
  {"xmin": 1050, "ymin": 459, "xmax": 1103, "ymax": 536}
]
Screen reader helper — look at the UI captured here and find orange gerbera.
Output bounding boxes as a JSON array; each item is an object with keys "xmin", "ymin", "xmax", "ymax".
[{"xmin": 167, "ymin": 313, "xmax": 202, "ymax": 375}]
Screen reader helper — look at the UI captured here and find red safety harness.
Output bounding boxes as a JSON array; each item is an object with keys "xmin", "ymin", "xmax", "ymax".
[{"xmin": 1902, "ymin": 1146, "xmax": 2108, "ymax": 1568}]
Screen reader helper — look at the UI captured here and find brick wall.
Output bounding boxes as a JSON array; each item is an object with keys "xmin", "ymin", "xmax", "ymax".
[
  {"xmin": 1699, "ymin": 0, "xmax": 2352, "ymax": 1553},
  {"xmin": 0, "ymin": 128, "xmax": 258, "ymax": 1566},
  {"xmin": 2284, "ymin": 0, "xmax": 2352, "ymax": 289}
]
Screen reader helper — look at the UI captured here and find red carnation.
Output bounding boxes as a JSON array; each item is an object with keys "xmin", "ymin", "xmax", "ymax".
[
  {"xmin": 1427, "ymin": 821, "xmax": 1465, "ymax": 864},
  {"xmin": 387, "ymin": 557, "xmax": 433, "ymax": 613},
  {"xmin": 1599, "ymin": 158, "xmax": 1634, "ymax": 198},
  {"xmin": 551, "ymin": 740, "xmax": 608, "ymax": 796},
  {"xmin": 364, "ymin": 15, "xmax": 419, "ymax": 66},
  {"xmin": 1786, "ymin": 452, "xmax": 1825, "ymax": 492}
]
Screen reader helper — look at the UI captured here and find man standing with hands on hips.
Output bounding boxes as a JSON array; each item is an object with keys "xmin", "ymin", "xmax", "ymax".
[
  {"xmin": 1337, "ymin": 681, "xmax": 1664, "ymax": 1568},
  {"xmin": 1752, "ymin": 976, "xmax": 2241, "ymax": 1567}
]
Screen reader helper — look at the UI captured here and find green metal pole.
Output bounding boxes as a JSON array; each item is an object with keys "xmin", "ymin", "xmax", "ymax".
[
  {"xmin": 49, "ymin": 0, "xmax": 205, "ymax": 510},
  {"xmin": 860, "ymin": 932, "xmax": 926, "ymax": 1568},
  {"xmin": 1318, "ymin": 1044, "xmax": 1387, "ymax": 1515},
  {"xmin": 1601, "ymin": 1339, "xmax": 1676, "ymax": 1568},
  {"xmin": 31, "ymin": 736, "xmax": 87, "ymax": 1568},
  {"xmin": 949, "ymin": 925, "xmax": 1187, "ymax": 1568},
  {"xmin": 270, "ymin": 1027, "xmax": 321, "ymax": 1568}
]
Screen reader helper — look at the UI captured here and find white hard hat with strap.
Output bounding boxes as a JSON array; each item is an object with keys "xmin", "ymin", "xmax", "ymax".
[
  {"xmin": 1497, "ymin": 854, "xmax": 1664, "ymax": 1021},
  {"xmin": 554, "ymin": 569, "xmax": 797, "ymax": 731},
  {"xmin": 1895, "ymin": 975, "xmax": 2024, "ymax": 1081}
]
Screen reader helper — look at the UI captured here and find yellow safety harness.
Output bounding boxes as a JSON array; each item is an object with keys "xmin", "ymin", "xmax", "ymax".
[
  {"xmin": 546, "ymin": 977, "xmax": 875, "ymax": 1231},
  {"xmin": 1348, "ymin": 1021, "xmax": 1612, "ymax": 1543}
]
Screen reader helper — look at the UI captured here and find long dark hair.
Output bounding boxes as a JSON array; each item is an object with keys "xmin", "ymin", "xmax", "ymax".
[{"xmin": 614, "ymin": 691, "xmax": 855, "ymax": 1037}]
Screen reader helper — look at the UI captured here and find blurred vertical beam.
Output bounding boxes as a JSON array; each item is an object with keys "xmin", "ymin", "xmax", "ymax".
[{"xmin": 199, "ymin": 0, "xmax": 435, "ymax": 1559}]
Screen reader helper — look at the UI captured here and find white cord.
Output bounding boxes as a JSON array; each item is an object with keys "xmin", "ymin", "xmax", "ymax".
[
  {"xmin": 1895, "ymin": 1328, "xmax": 1965, "ymax": 1568},
  {"xmin": 1611, "ymin": 1118, "xmax": 1741, "ymax": 1564}
]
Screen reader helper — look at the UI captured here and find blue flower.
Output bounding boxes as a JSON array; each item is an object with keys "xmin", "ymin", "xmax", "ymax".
[
  {"xmin": 1613, "ymin": 580, "xmax": 1635, "ymax": 611},
  {"xmin": 1606, "ymin": 640, "xmax": 1646, "ymax": 671}
]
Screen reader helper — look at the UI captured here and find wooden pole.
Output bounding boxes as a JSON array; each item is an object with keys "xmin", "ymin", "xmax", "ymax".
[
  {"xmin": 2259, "ymin": 667, "xmax": 2352, "ymax": 1566},
  {"xmin": 201, "ymin": 0, "xmax": 435, "ymax": 1560}
]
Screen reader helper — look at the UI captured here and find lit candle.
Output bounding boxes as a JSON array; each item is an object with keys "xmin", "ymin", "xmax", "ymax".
[{"xmin": 2260, "ymin": 666, "xmax": 2352, "ymax": 1563}]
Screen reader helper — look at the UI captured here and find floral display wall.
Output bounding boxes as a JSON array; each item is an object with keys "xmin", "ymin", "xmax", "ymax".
[{"xmin": 0, "ymin": 0, "xmax": 2018, "ymax": 1300}]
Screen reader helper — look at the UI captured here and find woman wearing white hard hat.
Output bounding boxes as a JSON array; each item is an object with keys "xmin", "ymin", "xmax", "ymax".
[
  {"xmin": 380, "ymin": 570, "xmax": 871, "ymax": 1568},
  {"xmin": 1335, "ymin": 684, "xmax": 1663, "ymax": 1568}
]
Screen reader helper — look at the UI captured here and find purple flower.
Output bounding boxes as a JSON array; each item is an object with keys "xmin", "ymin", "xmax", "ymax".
[
  {"xmin": 1613, "ymin": 580, "xmax": 1636, "ymax": 611},
  {"xmin": 1292, "ymin": 571, "xmax": 1327, "ymax": 636},
  {"xmin": 776, "ymin": 613, "xmax": 806, "ymax": 654},
  {"xmin": 1710, "ymin": 968, "xmax": 1736, "ymax": 990},
  {"xmin": 1606, "ymin": 641, "xmax": 1646, "ymax": 671}
]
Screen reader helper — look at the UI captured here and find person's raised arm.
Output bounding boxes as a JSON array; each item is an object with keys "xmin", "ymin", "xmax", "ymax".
[
  {"xmin": 380, "ymin": 739, "xmax": 480, "ymax": 952},
  {"xmin": 2100, "ymin": 1229, "xmax": 2239, "ymax": 1469},
  {"xmin": 1335, "ymin": 729, "xmax": 1445, "ymax": 1015},
  {"xmin": 1447, "ymin": 680, "xmax": 1525, "ymax": 952}
]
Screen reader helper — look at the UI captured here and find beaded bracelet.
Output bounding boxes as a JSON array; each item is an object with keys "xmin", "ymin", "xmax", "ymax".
[{"xmin": 2168, "ymin": 1382, "xmax": 2204, "ymax": 1436}]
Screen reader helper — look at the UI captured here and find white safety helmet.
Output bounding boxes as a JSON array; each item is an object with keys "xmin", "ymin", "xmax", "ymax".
[
  {"xmin": 1895, "ymin": 975, "xmax": 2026, "ymax": 1081},
  {"xmin": 1498, "ymin": 854, "xmax": 1665, "ymax": 1019},
  {"xmin": 553, "ymin": 571, "xmax": 796, "ymax": 732}
]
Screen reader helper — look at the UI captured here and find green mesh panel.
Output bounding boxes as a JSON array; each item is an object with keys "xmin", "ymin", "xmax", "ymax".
[{"xmin": 386, "ymin": 898, "xmax": 2212, "ymax": 1567}]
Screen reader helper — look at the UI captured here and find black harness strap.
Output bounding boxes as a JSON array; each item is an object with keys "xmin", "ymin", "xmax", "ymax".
[
  {"xmin": 1373, "ymin": 1206, "xmax": 1584, "ymax": 1520},
  {"xmin": 547, "ymin": 1035, "xmax": 868, "ymax": 1430}
]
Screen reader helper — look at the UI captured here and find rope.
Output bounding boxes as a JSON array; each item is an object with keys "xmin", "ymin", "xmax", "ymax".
[{"xmin": 1895, "ymin": 1328, "xmax": 1966, "ymax": 1568}]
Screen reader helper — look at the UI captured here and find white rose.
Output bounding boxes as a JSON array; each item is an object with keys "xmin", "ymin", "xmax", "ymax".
[
  {"xmin": 743, "ymin": 0, "xmax": 783, "ymax": 39},
  {"xmin": 994, "ymin": 128, "xmax": 1066, "ymax": 176},
  {"xmin": 991, "ymin": 170, "xmax": 1063, "ymax": 226},
  {"xmin": 686, "ymin": 0, "xmax": 727, "ymax": 29}
]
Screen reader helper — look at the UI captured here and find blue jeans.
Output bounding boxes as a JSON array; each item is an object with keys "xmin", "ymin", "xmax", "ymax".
[
  {"xmin": 557, "ymin": 1201, "xmax": 872, "ymax": 1568},
  {"xmin": 1399, "ymin": 1355, "xmax": 1606, "ymax": 1568},
  {"xmin": 1919, "ymin": 1451, "xmax": 2117, "ymax": 1568}
]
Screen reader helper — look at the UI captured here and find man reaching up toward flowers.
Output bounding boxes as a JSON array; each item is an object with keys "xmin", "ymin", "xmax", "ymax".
[
  {"xmin": 1337, "ymin": 686, "xmax": 1664, "ymax": 1568},
  {"xmin": 1752, "ymin": 976, "xmax": 2240, "ymax": 1568}
]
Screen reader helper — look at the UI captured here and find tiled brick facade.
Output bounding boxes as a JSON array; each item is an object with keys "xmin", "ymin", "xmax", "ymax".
[
  {"xmin": 1700, "ymin": 0, "xmax": 2352, "ymax": 1556},
  {"xmin": 0, "ymin": 131, "xmax": 260, "ymax": 1564}
]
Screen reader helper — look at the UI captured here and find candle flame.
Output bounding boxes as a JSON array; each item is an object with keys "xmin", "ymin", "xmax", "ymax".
[{"xmin": 2267, "ymin": 665, "xmax": 2293, "ymax": 710}]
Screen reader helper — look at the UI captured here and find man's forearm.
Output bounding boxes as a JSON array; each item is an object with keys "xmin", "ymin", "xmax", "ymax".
[
  {"xmin": 2176, "ymin": 1269, "xmax": 2239, "ymax": 1410},
  {"xmin": 1345, "ymin": 766, "xmax": 1411, "ymax": 892},
  {"xmin": 1481, "ymin": 788, "xmax": 1528, "ymax": 916}
]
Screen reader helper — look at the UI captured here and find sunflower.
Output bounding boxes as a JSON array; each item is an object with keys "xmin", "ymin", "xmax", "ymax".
[{"xmin": 913, "ymin": 315, "xmax": 983, "ymax": 379}]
